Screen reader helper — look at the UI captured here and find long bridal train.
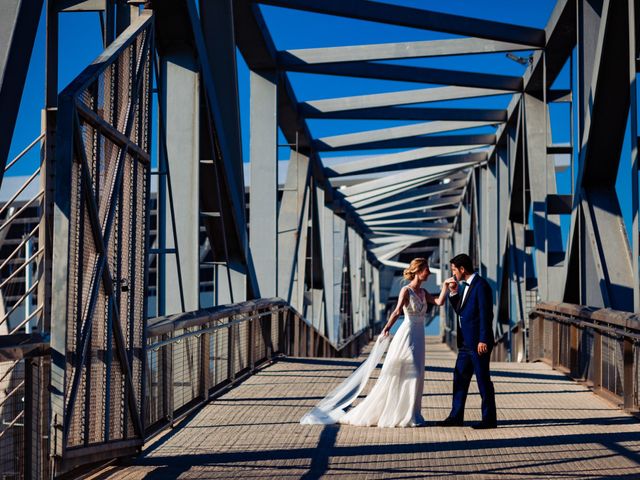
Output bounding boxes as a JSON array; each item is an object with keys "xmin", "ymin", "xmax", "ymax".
[{"xmin": 300, "ymin": 287, "xmax": 429, "ymax": 427}]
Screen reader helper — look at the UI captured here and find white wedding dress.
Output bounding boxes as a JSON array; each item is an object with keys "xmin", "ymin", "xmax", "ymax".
[{"xmin": 301, "ymin": 286, "xmax": 427, "ymax": 427}]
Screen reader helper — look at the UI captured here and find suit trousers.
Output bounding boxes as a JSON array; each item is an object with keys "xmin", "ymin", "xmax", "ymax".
[{"xmin": 450, "ymin": 346, "xmax": 497, "ymax": 424}]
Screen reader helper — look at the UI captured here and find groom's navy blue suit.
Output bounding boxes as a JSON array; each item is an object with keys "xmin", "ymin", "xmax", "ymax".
[{"xmin": 448, "ymin": 273, "xmax": 497, "ymax": 425}]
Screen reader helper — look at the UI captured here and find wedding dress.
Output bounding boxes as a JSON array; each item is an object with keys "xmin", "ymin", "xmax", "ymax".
[{"xmin": 300, "ymin": 286, "xmax": 427, "ymax": 427}]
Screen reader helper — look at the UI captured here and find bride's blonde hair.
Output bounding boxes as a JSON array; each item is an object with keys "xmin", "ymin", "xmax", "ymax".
[{"xmin": 403, "ymin": 257, "xmax": 429, "ymax": 281}]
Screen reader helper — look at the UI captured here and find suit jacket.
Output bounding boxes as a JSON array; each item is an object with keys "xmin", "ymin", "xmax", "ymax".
[{"xmin": 450, "ymin": 274, "xmax": 494, "ymax": 349}]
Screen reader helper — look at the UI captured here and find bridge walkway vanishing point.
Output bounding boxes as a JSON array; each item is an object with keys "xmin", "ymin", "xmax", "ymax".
[{"xmin": 98, "ymin": 339, "xmax": 640, "ymax": 479}]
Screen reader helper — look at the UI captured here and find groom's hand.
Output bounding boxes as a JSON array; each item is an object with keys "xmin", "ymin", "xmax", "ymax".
[
  {"xmin": 447, "ymin": 277, "xmax": 458, "ymax": 294},
  {"xmin": 477, "ymin": 342, "xmax": 488, "ymax": 355}
]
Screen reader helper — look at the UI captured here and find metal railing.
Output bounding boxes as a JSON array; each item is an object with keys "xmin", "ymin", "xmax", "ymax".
[
  {"xmin": 0, "ymin": 296, "xmax": 379, "ymax": 478},
  {"xmin": 144, "ymin": 297, "xmax": 379, "ymax": 437},
  {"xmin": 528, "ymin": 302, "xmax": 640, "ymax": 412},
  {"xmin": 0, "ymin": 336, "xmax": 50, "ymax": 479},
  {"xmin": 0, "ymin": 132, "xmax": 45, "ymax": 337}
]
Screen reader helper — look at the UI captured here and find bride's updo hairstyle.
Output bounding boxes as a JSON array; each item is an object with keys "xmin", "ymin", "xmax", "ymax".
[{"xmin": 403, "ymin": 257, "xmax": 429, "ymax": 281}]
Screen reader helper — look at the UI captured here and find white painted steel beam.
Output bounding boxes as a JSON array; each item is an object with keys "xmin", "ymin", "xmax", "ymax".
[
  {"xmin": 249, "ymin": 69, "xmax": 278, "ymax": 296},
  {"xmin": 279, "ymin": 38, "xmax": 535, "ymax": 66},
  {"xmin": 318, "ymin": 121, "xmax": 499, "ymax": 150},
  {"xmin": 300, "ymin": 86, "xmax": 512, "ymax": 115}
]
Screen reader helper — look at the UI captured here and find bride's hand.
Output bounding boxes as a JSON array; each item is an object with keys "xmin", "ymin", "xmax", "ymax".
[{"xmin": 382, "ymin": 325, "xmax": 391, "ymax": 336}]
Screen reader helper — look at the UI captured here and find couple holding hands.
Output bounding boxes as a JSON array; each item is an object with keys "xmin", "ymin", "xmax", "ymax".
[{"xmin": 301, "ymin": 253, "xmax": 497, "ymax": 430}]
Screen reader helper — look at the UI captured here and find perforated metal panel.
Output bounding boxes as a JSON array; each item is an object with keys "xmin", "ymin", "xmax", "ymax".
[{"xmin": 50, "ymin": 14, "xmax": 153, "ymax": 471}]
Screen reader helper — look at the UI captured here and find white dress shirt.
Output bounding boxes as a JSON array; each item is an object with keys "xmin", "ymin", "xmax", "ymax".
[
  {"xmin": 452, "ymin": 273, "xmax": 476, "ymax": 330},
  {"xmin": 460, "ymin": 272, "xmax": 476, "ymax": 305}
]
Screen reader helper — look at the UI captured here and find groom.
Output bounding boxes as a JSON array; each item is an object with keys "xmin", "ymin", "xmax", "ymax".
[{"xmin": 437, "ymin": 253, "xmax": 497, "ymax": 429}]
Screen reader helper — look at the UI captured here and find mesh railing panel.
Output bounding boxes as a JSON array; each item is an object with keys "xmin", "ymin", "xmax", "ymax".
[
  {"xmin": 172, "ymin": 327, "xmax": 201, "ymax": 412},
  {"xmin": 0, "ymin": 359, "xmax": 24, "ymax": 477},
  {"xmin": 601, "ymin": 333, "xmax": 624, "ymax": 398},
  {"xmin": 142, "ymin": 301, "xmax": 378, "ymax": 440},
  {"xmin": 557, "ymin": 322, "xmax": 570, "ymax": 369},
  {"xmin": 271, "ymin": 312, "xmax": 280, "ymax": 354},
  {"xmin": 52, "ymin": 14, "xmax": 152, "ymax": 465},
  {"xmin": 530, "ymin": 303, "xmax": 638, "ymax": 410},
  {"xmin": 211, "ymin": 325, "xmax": 229, "ymax": 389},
  {"xmin": 234, "ymin": 319, "xmax": 248, "ymax": 376},
  {"xmin": 254, "ymin": 319, "xmax": 266, "ymax": 364},
  {"xmin": 144, "ymin": 346, "xmax": 164, "ymax": 429},
  {"xmin": 542, "ymin": 317, "xmax": 553, "ymax": 360},
  {"xmin": 577, "ymin": 327, "xmax": 594, "ymax": 381},
  {"xmin": 636, "ymin": 343, "xmax": 640, "ymax": 407}
]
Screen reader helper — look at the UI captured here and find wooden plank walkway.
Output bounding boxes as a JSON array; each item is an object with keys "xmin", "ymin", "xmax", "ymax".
[{"xmin": 101, "ymin": 338, "xmax": 640, "ymax": 479}]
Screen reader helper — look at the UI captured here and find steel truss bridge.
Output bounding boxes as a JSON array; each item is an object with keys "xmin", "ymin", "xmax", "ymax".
[{"xmin": 0, "ymin": 0, "xmax": 639, "ymax": 477}]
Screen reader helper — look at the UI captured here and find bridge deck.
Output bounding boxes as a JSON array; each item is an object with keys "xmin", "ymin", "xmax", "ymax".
[{"xmin": 102, "ymin": 339, "xmax": 640, "ymax": 479}]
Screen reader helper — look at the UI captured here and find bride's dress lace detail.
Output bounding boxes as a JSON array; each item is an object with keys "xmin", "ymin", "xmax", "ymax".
[{"xmin": 300, "ymin": 286, "xmax": 427, "ymax": 428}]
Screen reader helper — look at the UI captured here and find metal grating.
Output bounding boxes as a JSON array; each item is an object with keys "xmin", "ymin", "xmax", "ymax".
[
  {"xmin": 271, "ymin": 312, "xmax": 280, "ymax": 354},
  {"xmin": 172, "ymin": 327, "xmax": 201, "ymax": 412},
  {"xmin": 51, "ymin": 14, "xmax": 153, "ymax": 467},
  {"xmin": 0, "ymin": 359, "xmax": 24, "ymax": 477},
  {"xmin": 254, "ymin": 318, "xmax": 266, "ymax": 364},
  {"xmin": 211, "ymin": 325, "xmax": 229, "ymax": 388},
  {"xmin": 542, "ymin": 317, "xmax": 553, "ymax": 360},
  {"xmin": 601, "ymin": 333, "xmax": 624, "ymax": 398},
  {"xmin": 144, "ymin": 345, "xmax": 164, "ymax": 430},
  {"xmin": 234, "ymin": 319, "xmax": 249, "ymax": 376},
  {"xmin": 577, "ymin": 327, "xmax": 594, "ymax": 382}
]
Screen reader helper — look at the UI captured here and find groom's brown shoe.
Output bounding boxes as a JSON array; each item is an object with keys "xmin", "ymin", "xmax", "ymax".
[{"xmin": 436, "ymin": 417, "xmax": 463, "ymax": 427}]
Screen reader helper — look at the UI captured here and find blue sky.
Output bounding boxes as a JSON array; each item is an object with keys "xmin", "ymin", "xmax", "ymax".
[{"xmin": 7, "ymin": 1, "xmax": 635, "ymax": 252}]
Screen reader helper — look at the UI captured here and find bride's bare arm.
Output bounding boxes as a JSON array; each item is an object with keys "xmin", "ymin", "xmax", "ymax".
[
  {"xmin": 382, "ymin": 287, "xmax": 409, "ymax": 335},
  {"xmin": 426, "ymin": 281, "xmax": 450, "ymax": 306}
]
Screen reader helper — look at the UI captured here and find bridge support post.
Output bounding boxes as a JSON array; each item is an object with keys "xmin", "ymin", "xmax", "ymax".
[
  {"xmin": 277, "ymin": 150, "xmax": 311, "ymax": 312},
  {"xmin": 158, "ymin": 49, "xmax": 201, "ymax": 314},
  {"xmin": 249, "ymin": 68, "xmax": 278, "ymax": 297}
]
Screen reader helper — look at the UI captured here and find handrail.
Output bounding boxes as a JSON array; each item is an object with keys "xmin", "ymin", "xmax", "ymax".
[
  {"xmin": 146, "ymin": 297, "xmax": 369, "ymax": 353},
  {"xmin": 528, "ymin": 301, "xmax": 639, "ymax": 413},
  {"xmin": 143, "ymin": 297, "xmax": 383, "ymax": 440},
  {"xmin": 531, "ymin": 301, "xmax": 640, "ymax": 331},
  {"xmin": 4, "ymin": 132, "xmax": 44, "ymax": 173}
]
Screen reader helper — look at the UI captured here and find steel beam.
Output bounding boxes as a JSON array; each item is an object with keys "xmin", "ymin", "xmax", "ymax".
[
  {"xmin": 304, "ymin": 106, "xmax": 507, "ymax": 122},
  {"xmin": 254, "ymin": 0, "xmax": 545, "ymax": 47},
  {"xmin": 361, "ymin": 198, "xmax": 462, "ymax": 221},
  {"xmin": 300, "ymin": 86, "xmax": 512, "ymax": 115},
  {"xmin": 159, "ymin": 51, "xmax": 200, "ymax": 314},
  {"xmin": 353, "ymin": 173, "xmax": 466, "ymax": 214},
  {"xmin": 630, "ymin": 0, "xmax": 640, "ymax": 312},
  {"xmin": 313, "ymin": 133, "xmax": 496, "ymax": 152},
  {"xmin": 279, "ymin": 38, "xmax": 535, "ymax": 66},
  {"xmin": 319, "ymin": 121, "xmax": 498, "ymax": 151},
  {"xmin": 347, "ymin": 171, "xmax": 459, "ymax": 208},
  {"xmin": 186, "ymin": 0, "xmax": 260, "ymax": 298},
  {"xmin": 340, "ymin": 161, "xmax": 481, "ymax": 197},
  {"xmin": 0, "ymin": 0, "xmax": 44, "ymax": 186},
  {"xmin": 277, "ymin": 150, "xmax": 311, "ymax": 309},
  {"xmin": 249, "ymin": 69, "xmax": 278, "ymax": 297},
  {"xmin": 283, "ymin": 61, "xmax": 523, "ymax": 91},
  {"xmin": 326, "ymin": 149, "xmax": 487, "ymax": 177},
  {"xmin": 354, "ymin": 177, "xmax": 467, "ymax": 213},
  {"xmin": 524, "ymin": 93, "xmax": 564, "ymax": 301},
  {"xmin": 561, "ymin": 0, "xmax": 635, "ymax": 311}
]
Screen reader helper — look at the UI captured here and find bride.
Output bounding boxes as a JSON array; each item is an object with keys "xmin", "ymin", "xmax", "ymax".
[{"xmin": 301, "ymin": 258, "xmax": 450, "ymax": 427}]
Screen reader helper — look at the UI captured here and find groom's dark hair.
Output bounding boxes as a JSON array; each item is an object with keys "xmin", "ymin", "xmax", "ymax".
[{"xmin": 450, "ymin": 253, "xmax": 474, "ymax": 273}]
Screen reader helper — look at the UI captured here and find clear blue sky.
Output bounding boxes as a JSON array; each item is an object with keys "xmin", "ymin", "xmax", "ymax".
[{"xmin": 7, "ymin": 1, "xmax": 635, "ymax": 252}]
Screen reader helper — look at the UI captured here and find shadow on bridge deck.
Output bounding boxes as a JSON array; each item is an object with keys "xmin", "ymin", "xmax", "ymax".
[{"xmin": 97, "ymin": 338, "xmax": 640, "ymax": 479}]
